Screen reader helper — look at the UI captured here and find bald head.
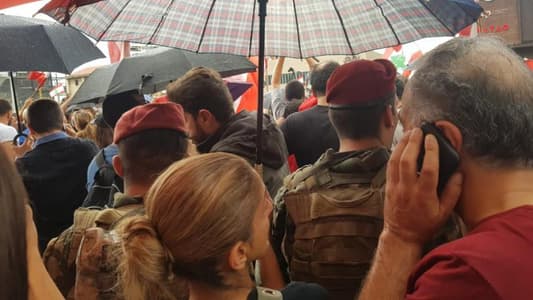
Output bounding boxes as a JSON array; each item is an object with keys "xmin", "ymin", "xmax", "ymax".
[
  {"xmin": 310, "ymin": 61, "xmax": 340, "ymax": 97},
  {"xmin": 403, "ymin": 37, "xmax": 533, "ymax": 168}
]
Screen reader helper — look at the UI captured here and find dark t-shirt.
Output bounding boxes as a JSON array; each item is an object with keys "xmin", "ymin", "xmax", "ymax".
[
  {"xmin": 247, "ymin": 282, "xmax": 328, "ymax": 300},
  {"xmin": 406, "ymin": 205, "xmax": 533, "ymax": 300},
  {"xmin": 280, "ymin": 106, "xmax": 339, "ymax": 167}
]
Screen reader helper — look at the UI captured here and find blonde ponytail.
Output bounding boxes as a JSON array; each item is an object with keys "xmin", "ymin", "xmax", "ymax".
[{"xmin": 117, "ymin": 216, "xmax": 187, "ymax": 300}]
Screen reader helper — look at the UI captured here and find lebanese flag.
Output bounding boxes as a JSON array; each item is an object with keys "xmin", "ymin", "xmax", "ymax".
[
  {"xmin": 49, "ymin": 83, "xmax": 66, "ymax": 97},
  {"xmin": 27, "ymin": 71, "xmax": 47, "ymax": 89},
  {"xmin": 383, "ymin": 45, "xmax": 403, "ymax": 60}
]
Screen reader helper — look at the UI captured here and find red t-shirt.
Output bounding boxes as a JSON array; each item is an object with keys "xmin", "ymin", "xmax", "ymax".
[
  {"xmin": 406, "ymin": 205, "xmax": 533, "ymax": 300},
  {"xmin": 298, "ymin": 95, "xmax": 317, "ymax": 112}
]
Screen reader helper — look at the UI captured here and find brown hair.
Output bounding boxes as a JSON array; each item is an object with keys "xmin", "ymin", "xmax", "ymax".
[
  {"xmin": 71, "ymin": 109, "xmax": 94, "ymax": 132},
  {"xmin": 117, "ymin": 153, "xmax": 264, "ymax": 300},
  {"xmin": 94, "ymin": 114, "xmax": 114, "ymax": 149},
  {"xmin": 0, "ymin": 146, "xmax": 28, "ymax": 300},
  {"xmin": 166, "ymin": 67, "xmax": 234, "ymax": 123},
  {"xmin": 26, "ymin": 99, "xmax": 63, "ymax": 134}
]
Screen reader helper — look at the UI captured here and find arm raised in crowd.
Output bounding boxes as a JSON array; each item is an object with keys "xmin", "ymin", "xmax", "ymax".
[
  {"xmin": 271, "ymin": 57, "xmax": 287, "ymax": 121},
  {"xmin": 358, "ymin": 129, "xmax": 463, "ymax": 300}
]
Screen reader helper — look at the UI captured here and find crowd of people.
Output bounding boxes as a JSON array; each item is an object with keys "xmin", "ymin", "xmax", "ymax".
[{"xmin": 2, "ymin": 36, "xmax": 533, "ymax": 300}]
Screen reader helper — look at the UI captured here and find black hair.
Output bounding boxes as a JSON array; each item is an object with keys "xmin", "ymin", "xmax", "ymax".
[
  {"xmin": 329, "ymin": 95, "xmax": 395, "ymax": 139},
  {"xmin": 311, "ymin": 61, "xmax": 340, "ymax": 96},
  {"xmin": 285, "ymin": 80, "xmax": 305, "ymax": 101},
  {"xmin": 26, "ymin": 99, "xmax": 63, "ymax": 134},
  {"xmin": 118, "ymin": 129, "xmax": 189, "ymax": 184},
  {"xmin": 0, "ymin": 99, "xmax": 12, "ymax": 116}
]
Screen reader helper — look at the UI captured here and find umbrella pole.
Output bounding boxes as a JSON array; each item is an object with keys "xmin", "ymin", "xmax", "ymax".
[
  {"xmin": 8, "ymin": 72, "xmax": 23, "ymax": 134},
  {"xmin": 256, "ymin": 0, "xmax": 267, "ymax": 168}
]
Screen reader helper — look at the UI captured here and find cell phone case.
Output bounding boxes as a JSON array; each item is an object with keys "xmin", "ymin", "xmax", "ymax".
[{"xmin": 417, "ymin": 123, "xmax": 460, "ymax": 195}]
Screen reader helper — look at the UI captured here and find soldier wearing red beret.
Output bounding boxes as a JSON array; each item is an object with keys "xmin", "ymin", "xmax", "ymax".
[
  {"xmin": 272, "ymin": 59, "xmax": 400, "ymax": 299},
  {"xmin": 43, "ymin": 102, "xmax": 190, "ymax": 299}
]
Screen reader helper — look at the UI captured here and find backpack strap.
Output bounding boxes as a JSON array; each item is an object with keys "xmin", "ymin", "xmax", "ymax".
[
  {"xmin": 256, "ymin": 287, "xmax": 283, "ymax": 300},
  {"xmin": 69, "ymin": 208, "xmax": 103, "ymax": 264},
  {"xmin": 94, "ymin": 149, "xmax": 115, "ymax": 186}
]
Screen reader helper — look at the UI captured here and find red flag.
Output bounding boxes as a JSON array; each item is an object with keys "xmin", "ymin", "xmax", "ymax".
[
  {"xmin": 409, "ymin": 50, "xmax": 423, "ymax": 64},
  {"xmin": 27, "ymin": 71, "xmax": 47, "ymax": 89},
  {"xmin": 236, "ymin": 57, "xmax": 259, "ymax": 112},
  {"xmin": 108, "ymin": 42, "xmax": 121, "ymax": 63},
  {"xmin": 108, "ymin": 41, "xmax": 131, "ymax": 63},
  {"xmin": 526, "ymin": 59, "xmax": 533, "ymax": 71}
]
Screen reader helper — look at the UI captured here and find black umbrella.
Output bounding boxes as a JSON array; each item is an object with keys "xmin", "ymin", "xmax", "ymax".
[
  {"xmin": 0, "ymin": 14, "xmax": 105, "ymax": 138},
  {"xmin": 0, "ymin": 14, "xmax": 104, "ymax": 73},
  {"xmin": 70, "ymin": 47, "xmax": 256, "ymax": 105}
]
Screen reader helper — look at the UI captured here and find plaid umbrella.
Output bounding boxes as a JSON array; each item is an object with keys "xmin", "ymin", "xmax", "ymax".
[
  {"xmin": 59, "ymin": 0, "xmax": 482, "ymax": 164},
  {"xmin": 64, "ymin": 0, "xmax": 481, "ymax": 58}
]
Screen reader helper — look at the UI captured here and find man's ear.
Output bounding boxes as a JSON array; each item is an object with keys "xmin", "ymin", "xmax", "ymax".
[
  {"xmin": 197, "ymin": 109, "xmax": 214, "ymax": 125},
  {"xmin": 112, "ymin": 155, "xmax": 124, "ymax": 178},
  {"xmin": 226, "ymin": 241, "xmax": 250, "ymax": 272},
  {"xmin": 434, "ymin": 120, "xmax": 463, "ymax": 152},
  {"xmin": 383, "ymin": 105, "xmax": 396, "ymax": 128}
]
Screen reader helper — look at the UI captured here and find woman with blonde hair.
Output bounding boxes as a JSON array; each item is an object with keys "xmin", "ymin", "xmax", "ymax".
[
  {"xmin": 71, "ymin": 109, "xmax": 97, "ymax": 141},
  {"xmin": 118, "ymin": 153, "xmax": 326, "ymax": 300}
]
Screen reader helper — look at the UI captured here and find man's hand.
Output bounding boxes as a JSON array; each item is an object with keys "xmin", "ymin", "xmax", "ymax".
[
  {"xmin": 384, "ymin": 128, "xmax": 463, "ymax": 245},
  {"xmin": 13, "ymin": 136, "xmax": 34, "ymax": 158},
  {"xmin": 359, "ymin": 128, "xmax": 464, "ymax": 300}
]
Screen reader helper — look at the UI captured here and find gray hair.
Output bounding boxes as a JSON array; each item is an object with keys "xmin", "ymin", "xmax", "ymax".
[{"xmin": 405, "ymin": 37, "xmax": 533, "ymax": 168}]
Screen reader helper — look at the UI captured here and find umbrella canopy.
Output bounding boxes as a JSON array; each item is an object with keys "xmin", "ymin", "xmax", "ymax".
[
  {"xmin": 64, "ymin": 0, "xmax": 481, "ymax": 58},
  {"xmin": 36, "ymin": 0, "xmax": 104, "ymax": 24},
  {"xmin": 60, "ymin": 0, "xmax": 481, "ymax": 165},
  {"xmin": 0, "ymin": 14, "xmax": 105, "ymax": 73},
  {"xmin": 70, "ymin": 47, "xmax": 256, "ymax": 105}
]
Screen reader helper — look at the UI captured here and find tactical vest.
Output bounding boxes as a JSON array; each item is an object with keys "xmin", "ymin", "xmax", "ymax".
[{"xmin": 282, "ymin": 148, "xmax": 389, "ymax": 300}]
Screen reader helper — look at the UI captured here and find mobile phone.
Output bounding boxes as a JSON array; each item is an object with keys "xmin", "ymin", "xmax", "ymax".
[{"xmin": 416, "ymin": 123, "xmax": 460, "ymax": 195}]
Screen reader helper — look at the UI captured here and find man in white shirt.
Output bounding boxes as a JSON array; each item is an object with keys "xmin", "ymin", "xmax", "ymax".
[{"xmin": 0, "ymin": 99, "xmax": 17, "ymax": 144}]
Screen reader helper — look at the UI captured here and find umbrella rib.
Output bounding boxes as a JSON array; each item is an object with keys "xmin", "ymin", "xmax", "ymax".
[
  {"xmin": 292, "ymin": 0, "xmax": 303, "ymax": 59},
  {"xmin": 96, "ymin": 0, "xmax": 130, "ymax": 41},
  {"xmin": 331, "ymin": 0, "xmax": 354, "ymax": 56},
  {"xmin": 248, "ymin": 0, "xmax": 257, "ymax": 57},
  {"xmin": 372, "ymin": 0, "xmax": 401, "ymax": 47},
  {"xmin": 148, "ymin": 0, "xmax": 176, "ymax": 44},
  {"xmin": 197, "ymin": 0, "xmax": 217, "ymax": 53}
]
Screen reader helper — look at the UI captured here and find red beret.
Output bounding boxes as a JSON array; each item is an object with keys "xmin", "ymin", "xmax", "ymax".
[
  {"xmin": 326, "ymin": 59, "xmax": 396, "ymax": 108},
  {"xmin": 113, "ymin": 102, "xmax": 187, "ymax": 144}
]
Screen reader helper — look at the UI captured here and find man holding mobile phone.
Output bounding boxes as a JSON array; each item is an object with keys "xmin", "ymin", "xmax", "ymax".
[{"xmin": 359, "ymin": 37, "xmax": 533, "ymax": 299}]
